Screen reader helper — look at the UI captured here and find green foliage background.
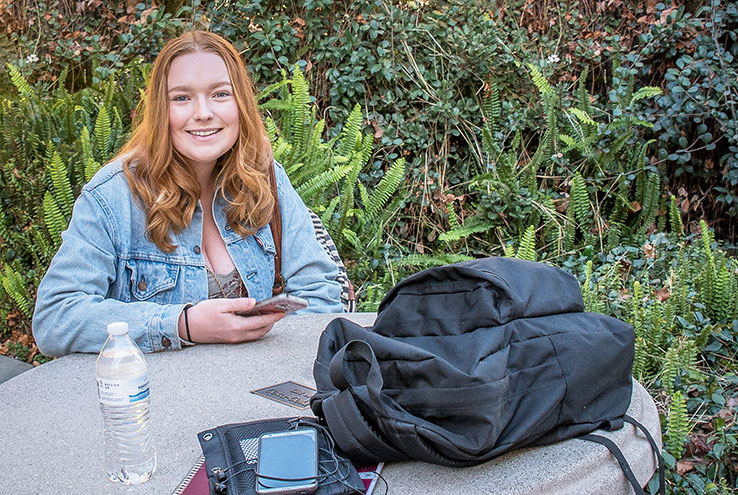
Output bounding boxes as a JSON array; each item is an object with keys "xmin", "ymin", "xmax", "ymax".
[{"xmin": 1, "ymin": 1, "xmax": 737, "ymax": 493}]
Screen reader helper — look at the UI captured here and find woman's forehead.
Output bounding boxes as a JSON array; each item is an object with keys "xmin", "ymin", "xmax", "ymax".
[{"xmin": 167, "ymin": 51, "xmax": 232, "ymax": 90}]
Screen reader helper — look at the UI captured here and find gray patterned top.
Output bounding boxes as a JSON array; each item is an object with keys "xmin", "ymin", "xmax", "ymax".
[{"xmin": 207, "ymin": 268, "xmax": 248, "ymax": 299}]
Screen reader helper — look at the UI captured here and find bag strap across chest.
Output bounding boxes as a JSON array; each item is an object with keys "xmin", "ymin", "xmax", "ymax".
[{"xmin": 269, "ymin": 163, "xmax": 284, "ymax": 296}]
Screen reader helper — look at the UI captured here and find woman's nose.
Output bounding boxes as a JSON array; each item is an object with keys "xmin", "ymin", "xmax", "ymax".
[{"xmin": 193, "ymin": 96, "xmax": 214, "ymax": 120}]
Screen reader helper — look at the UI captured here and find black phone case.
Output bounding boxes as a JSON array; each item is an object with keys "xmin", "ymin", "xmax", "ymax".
[
  {"xmin": 256, "ymin": 429, "xmax": 318, "ymax": 494},
  {"xmin": 197, "ymin": 417, "xmax": 364, "ymax": 495}
]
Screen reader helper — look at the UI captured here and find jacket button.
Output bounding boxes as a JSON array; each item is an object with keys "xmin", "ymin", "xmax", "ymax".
[
  {"xmin": 138, "ymin": 279, "xmax": 147, "ymax": 291},
  {"xmin": 161, "ymin": 337, "xmax": 172, "ymax": 348},
  {"xmin": 194, "ymin": 245, "xmax": 201, "ymax": 254}
]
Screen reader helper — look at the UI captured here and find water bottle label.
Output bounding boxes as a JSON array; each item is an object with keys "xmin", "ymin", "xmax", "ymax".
[{"xmin": 97, "ymin": 373, "xmax": 150, "ymax": 405}]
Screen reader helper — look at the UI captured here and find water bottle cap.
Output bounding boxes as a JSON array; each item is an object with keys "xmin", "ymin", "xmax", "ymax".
[{"xmin": 107, "ymin": 322, "xmax": 129, "ymax": 335}]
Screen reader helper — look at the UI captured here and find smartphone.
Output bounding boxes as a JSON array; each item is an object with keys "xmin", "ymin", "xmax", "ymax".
[
  {"xmin": 236, "ymin": 294, "xmax": 309, "ymax": 317},
  {"xmin": 255, "ymin": 428, "xmax": 319, "ymax": 495}
]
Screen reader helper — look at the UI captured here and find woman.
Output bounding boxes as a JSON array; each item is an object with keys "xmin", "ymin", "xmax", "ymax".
[{"xmin": 32, "ymin": 31, "xmax": 343, "ymax": 357}]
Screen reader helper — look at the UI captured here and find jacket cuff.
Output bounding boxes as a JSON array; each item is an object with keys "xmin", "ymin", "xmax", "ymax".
[{"xmin": 148, "ymin": 304, "xmax": 189, "ymax": 351}]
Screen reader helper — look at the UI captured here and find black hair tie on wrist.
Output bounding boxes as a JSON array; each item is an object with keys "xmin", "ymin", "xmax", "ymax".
[{"xmin": 184, "ymin": 305, "xmax": 193, "ymax": 342}]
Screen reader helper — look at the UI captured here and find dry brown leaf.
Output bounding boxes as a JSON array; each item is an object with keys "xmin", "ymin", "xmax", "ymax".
[
  {"xmin": 642, "ymin": 242, "xmax": 656, "ymax": 259},
  {"xmin": 654, "ymin": 287, "xmax": 670, "ymax": 302},
  {"xmin": 717, "ymin": 408, "xmax": 733, "ymax": 419},
  {"xmin": 676, "ymin": 460, "xmax": 694, "ymax": 475},
  {"xmin": 689, "ymin": 434, "xmax": 712, "ymax": 455},
  {"xmin": 371, "ymin": 120, "xmax": 383, "ymax": 139}
]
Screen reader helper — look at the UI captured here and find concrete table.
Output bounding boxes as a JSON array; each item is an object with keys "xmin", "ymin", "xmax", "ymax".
[{"xmin": 0, "ymin": 313, "xmax": 660, "ymax": 494}]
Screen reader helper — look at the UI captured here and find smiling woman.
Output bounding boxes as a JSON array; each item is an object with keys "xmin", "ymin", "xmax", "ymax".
[{"xmin": 31, "ymin": 31, "xmax": 344, "ymax": 357}]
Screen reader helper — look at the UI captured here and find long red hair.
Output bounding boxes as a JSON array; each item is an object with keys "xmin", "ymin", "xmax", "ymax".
[{"xmin": 118, "ymin": 30, "xmax": 273, "ymax": 252}]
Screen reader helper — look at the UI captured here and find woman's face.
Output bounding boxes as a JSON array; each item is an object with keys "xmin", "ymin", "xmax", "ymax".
[{"xmin": 167, "ymin": 51, "xmax": 239, "ymax": 175}]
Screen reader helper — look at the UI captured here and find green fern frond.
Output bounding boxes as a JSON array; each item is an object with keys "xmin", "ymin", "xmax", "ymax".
[
  {"xmin": 319, "ymin": 196, "xmax": 340, "ymax": 228},
  {"xmin": 94, "ymin": 105, "xmax": 111, "ymax": 161},
  {"xmin": 289, "ymin": 65, "xmax": 310, "ymax": 156},
  {"xmin": 632, "ymin": 337, "xmax": 648, "ymax": 380},
  {"xmin": 439, "ymin": 222, "xmax": 492, "ymax": 242},
  {"xmin": 295, "ymin": 164, "xmax": 352, "ymax": 200},
  {"xmin": 265, "ymin": 116, "xmax": 279, "ymax": 142},
  {"xmin": 337, "ymin": 152, "xmax": 363, "ymax": 234},
  {"xmin": 662, "ymin": 345, "xmax": 680, "ymax": 394},
  {"xmin": 516, "ymin": 225, "xmax": 537, "ymax": 261},
  {"xmin": 636, "ymin": 173, "xmax": 660, "ymax": 235},
  {"xmin": 577, "ymin": 67, "xmax": 593, "ymax": 116},
  {"xmin": 47, "ymin": 152, "xmax": 75, "ymax": 217},
  {"xmin": 665, "ymin": 391, "xmax": 689, "ymax": 457},
  {"xmin": 527, "ymin": 64, "xmax": 554, "ymax": 95},
  {"xmin": 569, "ymin": 107, "xmax": 596, "ymax": 126},
  {"xmin": 6, "ymin": 63, "xmax": 33, "ymax": 97},
  {"xmin": 447, "ymin": 202, "xmax": 459, "ymax": 229},
  {"xmin": 43, "ymin": 191, "xmax": 67, "ymax": 246},
  {"xmin": 570, "ymin": 173, "xmax": 590, "ymax": 224},
  {"xmin": 340, "ymin": 227, "xmax": 363, "ymax": 253},
  {"xmin": 335, "ymin": 104, "xmax": 364, "ymax": 158},
  {"xmin": 256, "ymin": 79, "xmax": 289, "ymax": 101},
  {"xmin": 559, "ymin": 134, "xmax": 575, "ymax": 147},
  {"xmin": 1, "ymin": 266, "xmax": 32, "ymax": 318},
  {"xmin": 630, "ymin": 86, "xmax": 663, "ymax": 104},
  {"xmin": 668, "ymin": 195, "xmax": 684, "ymax": 236},
  {"xmin": 80, "ymin": 126, "xmax": 93, "ymax": 163},
  {"xmin": 364, "ymin": 158, "xmax": 405, "ymax": 223},
  {"xmin": 503, "ymin": 242, "xmax": 516, "ymax": 258},
  {"xmin": 631, "ymin": 280, "xmax": 644, "ymax": 336},
  {"xmin": 358, "ymin": 182, "xmax": 369, "ymax": 210},
  {"xmin": 84, "ymin": 158, "xmax": 101, "ymax": 182},
  {"xmin": 482, "ymin": 78, "xmax": 501, "ymax": 135}
]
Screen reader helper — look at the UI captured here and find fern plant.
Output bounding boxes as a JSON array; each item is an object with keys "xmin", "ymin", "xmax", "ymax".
[
  {"xmin": 0, "ymin": 62, "xmax": 144, "ymax": 332},
  {"xmin": 440, "ymin": 61, "xmax": 664, "ymax": 260},
  {"xmin": 259, "ymin": 65, "xmax": 407, "ymax": 288}
]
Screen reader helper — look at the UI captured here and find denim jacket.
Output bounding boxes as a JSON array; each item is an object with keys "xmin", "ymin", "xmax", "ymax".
[{"xmin": 32, "ymin": 158, "xmax": 343, "ymax": 356}]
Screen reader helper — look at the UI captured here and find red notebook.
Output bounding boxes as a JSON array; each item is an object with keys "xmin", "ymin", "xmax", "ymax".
[
  {"xmin": 172, "ymin": 456, "xmax": 384, "ymax": 495},
  {"xmin": 172, "ymin": 456, "xmax": 208, "ymax": 495}
]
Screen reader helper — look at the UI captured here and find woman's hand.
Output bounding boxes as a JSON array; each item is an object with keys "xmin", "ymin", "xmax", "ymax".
[{"xmin": 177, "ymin": 298, "xmax": 285, "ymax": 344}]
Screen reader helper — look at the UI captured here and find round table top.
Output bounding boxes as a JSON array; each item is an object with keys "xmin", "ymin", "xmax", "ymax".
[{"xmin": 0, "ymin": 313, "xmax": 660, "ymax": 494}]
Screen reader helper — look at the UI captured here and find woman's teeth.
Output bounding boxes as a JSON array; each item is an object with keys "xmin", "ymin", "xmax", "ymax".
[{"xmin": 189, "ymin": 129, "xmax": 219, "ymax": 137}]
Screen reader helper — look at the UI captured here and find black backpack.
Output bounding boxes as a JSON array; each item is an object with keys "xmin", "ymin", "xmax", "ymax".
[{"xmin": 311, "ymin": 257, "xmax": 663, "ymax": 493}]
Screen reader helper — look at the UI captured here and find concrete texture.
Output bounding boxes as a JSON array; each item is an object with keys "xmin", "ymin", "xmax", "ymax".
[
  {"xmin": 0, "ymin": 313, "xmax": 660, "ymax": 494},
  {"xmin": 0, "ymin": 354, "xmax": 33, "ymax": 384}
]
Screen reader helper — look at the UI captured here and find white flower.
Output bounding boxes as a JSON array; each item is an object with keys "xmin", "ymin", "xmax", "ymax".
[
  {"xmin": 26, "ymin": 54, "xmax": 39, "ymax": 64},
  {"xmin": 545, "ymin": 54, "xmax": 560, "ymax": 64}
]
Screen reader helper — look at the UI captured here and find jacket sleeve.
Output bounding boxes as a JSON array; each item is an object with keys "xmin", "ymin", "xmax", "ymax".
[
  {"xmin": 274, "ymin": 162, "xmax": 344, "ymax": 313},
  {"xmin": 32, "ymin": 189, "xmax": 186, "ymax": 356}
]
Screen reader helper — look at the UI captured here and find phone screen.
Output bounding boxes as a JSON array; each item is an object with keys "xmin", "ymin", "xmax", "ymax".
[
  {"xmin": 236, "ymin": 294, "xmax": 309, "ymax": 317},
  {"xmin": 256, "ymin": 428, "xmax": 318, "ymax": 495}
]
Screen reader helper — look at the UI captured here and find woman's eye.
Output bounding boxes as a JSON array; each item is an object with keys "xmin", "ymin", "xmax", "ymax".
[
  {"xmin": 172, "ymin": 95, "xmax": 188, "ymax": 102},
  {"xmin": 214, "ymin": 91, "xmax": 230, "ymax": 98}
]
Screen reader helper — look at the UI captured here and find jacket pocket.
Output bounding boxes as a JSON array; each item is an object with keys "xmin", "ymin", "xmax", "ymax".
[{"xmin": 126, "ymin": 258, "xmax": 179, "ymax": 303}]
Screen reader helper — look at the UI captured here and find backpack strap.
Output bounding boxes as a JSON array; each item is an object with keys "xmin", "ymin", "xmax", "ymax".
[
  {"xmin": 580, "ymin": 414, "xmax": 665, "ymax": 495},
  {"xmin": 624, "ymin": 414, "xmax": 665, "ymax": 495},
  {"xmin": 581, "ymin": 433, "xmax": 645, "ymax": 495},
  {"xmin": 321, "ymin": 340, "xmax": 407, "ymax": 464},
  {"xmin": 268, "ymin": 163, "xmax": 284, "ymax": 295}
]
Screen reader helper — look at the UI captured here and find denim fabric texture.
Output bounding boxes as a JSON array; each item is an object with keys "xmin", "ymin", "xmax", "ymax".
[{"xmin": 32, "ymin": 158, "xmax": 343, "ymax": 356}]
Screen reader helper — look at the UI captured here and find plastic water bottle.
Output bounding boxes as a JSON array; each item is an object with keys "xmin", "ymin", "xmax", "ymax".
[{"xmin": 96, "ymin": 322, "xmax": 157, "ymax": 484}]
